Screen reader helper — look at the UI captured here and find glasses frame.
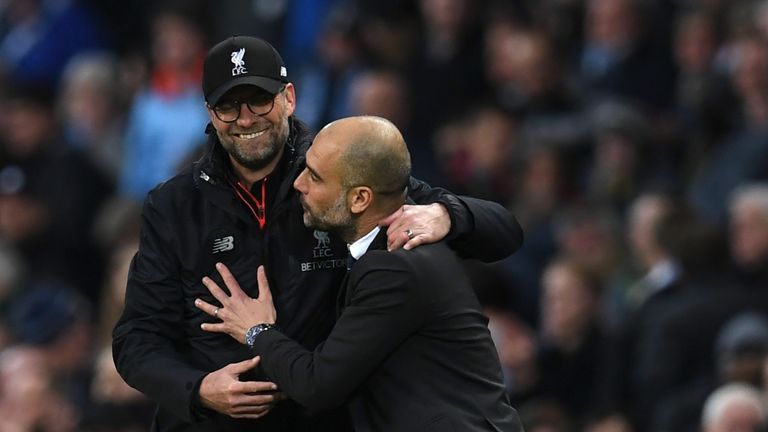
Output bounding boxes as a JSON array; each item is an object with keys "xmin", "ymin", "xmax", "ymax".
[{"xmin": 209, "ymin": 85, "xmax": 286, "ymax": 123}]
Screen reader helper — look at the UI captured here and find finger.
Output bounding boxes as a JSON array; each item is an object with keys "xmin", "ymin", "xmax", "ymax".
[
  {"xmin": 402, "ymin": 233, "xmax": 428, "ymax": 251},
  {"xmin": 383, "ymin": 205, "xmax": 413, "ymax": 250},
  {"xmin": 256, "ymin": 266, "xmax": 272, "ymax": 302},
  {"xmin": 237, "ymin": 393, "xmax": 279, "ymax": 406},
  {"xmin": 216, "ymin": 262, "xmax": 246, "ymax": 298},
  {"xmin": 202, "ymin": 276, "xmax": 230, "ymax": 306},
  {"xmin": 232, "ymin": 407, "xmax": 273, "ymax": 419},
  {"xmin": 379, "ymin": 205, "xmax": 404, "ymax": 229},
  {"xmin": 232, "ymin": 404, "xmax": 272, "ymax": 414},
  {"xmin": 227, "ymin": 356, "xmax": 261, "ymax": 375},
  {"xmin": 386, "ymin": 206, "xmax": 412, "ymax": 233},
  {"xmin": 232, "ymin": 411, "xmax": 271, "ymax": 419},
  {"xmin": 239, "ymin": 381, "xmax": 279, "ymax": 395},
  {"xmin": 194, "ymin": 298, "xmax": 219, "ymax": 317},
  {"xmin": 272, "ymin": 391, "xmax": 288, "ymax": 402},
  {"xmin": 199, "ymin": 322, "xmax": 228, "ymax": 334},
  {"xmin": 386, "ymin": 229, "xmax": 408, "ymax": 251}
]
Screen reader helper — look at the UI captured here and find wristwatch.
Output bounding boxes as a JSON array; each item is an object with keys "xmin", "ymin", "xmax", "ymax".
[{"xmin": 245, "ymin": 323, "xmax": 279, "ymax": 348}]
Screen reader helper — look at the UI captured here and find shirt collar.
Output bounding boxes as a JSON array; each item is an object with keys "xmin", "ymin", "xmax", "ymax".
[{"xmin": 348, "ymin": 226, "xmax": 381, "ymax": 260}]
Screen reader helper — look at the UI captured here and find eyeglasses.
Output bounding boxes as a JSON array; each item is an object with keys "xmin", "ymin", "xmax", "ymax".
[{"xmin": 210, "ymin": 85, "xmax": 285, "ymax": 123}]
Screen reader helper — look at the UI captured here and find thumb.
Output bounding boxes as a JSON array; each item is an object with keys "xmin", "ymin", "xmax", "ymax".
[
  {"xmin": 257, "ymin": 266, "xmax": 272, "ymax": 302},
  {"xmin": 228, "ymin": 356, "xmax": 260, "ymax": 375}
]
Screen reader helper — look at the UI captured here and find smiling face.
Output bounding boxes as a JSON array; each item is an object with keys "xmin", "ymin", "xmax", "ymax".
[{"xmin": 207, "ymin": 83, "xmax": 296, "ymax": 174}]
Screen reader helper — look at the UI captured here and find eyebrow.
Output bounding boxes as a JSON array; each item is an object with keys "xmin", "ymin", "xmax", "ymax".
[{"xmin": 305, "ymin": 160, "xmax": 323, "ymax": 182}]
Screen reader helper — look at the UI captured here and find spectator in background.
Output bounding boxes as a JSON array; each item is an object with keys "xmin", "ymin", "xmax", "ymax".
[
  {"xmin": 291, "ymin": 4, "xmax": 362, "ymax": 131},
  {"xmin": 83, "ymin": 239, "xmax": 154, "ymax": 432},
  {"xmin": 355, "ymin": 1, "xmax": 420, "ymax": 69},
  {"xmin": 347, "ymin": 69, "xmax": 410, "ymax": 130},
  {"xmin": 0, "ymin": 0, "xmax": 107, "ymax": 86},
  {"xmin": 552, "ymin": 205, "xmax": 631, "ymax": 330},
  {"xmin": 687, "ymin": 32, "xmax": 768, "ymax": 224},
  {"xmin": 476, "ymin": 263, "xmax": 540, "ymax": 403},
  {"xmin": 5, "ymin": 285, "xmax": 92, "ymax": 430},
  {"xmin": 0, "ymin": 346, "xmax": 78, "ymax": 432},
  {"xmin": 345, "ymin": 68, "xmax": 445, "ymax": 184},
  {"xmin": 585, "ymin": 102, "xmax": 651, "ymax": 214},
  {"xmin": 517, "ymin": 399, "xmax": 574, "ymax": 432},
  {"xmin": 496, "ymin": 143, "xmax": 564, "ymax": 327},
  {"xmin": 436, "ymin": 105, "xmax": 518, "ymax": 202},
  {"xmin": 58, "ymin": 52, "xmax": 125, "ymax": 182},
  {"xmin": 700, "ymin": 383, "xmax": 767, "ymax": 432},
  {"xmin": 578, "ymin": 0, "xmax": 676, "ymax": 111},
  {"xmin": 623, "ymin": 193, "xmax": 679, "ymax": 309},
  {"xmin": 207, "ymin": 0, "xmax": 286, "ymax": 50},
  {"xmin": 630, "ymin": 184, "xmax": 768, "ymax": 431},
  {"xmin": 0, "ymin": 241, "xmax": 23, "ymax": 322},
  {"xmin": 483, "ymin": 21, "xmax": 586, "ymax": 150},
  {"xmin": 407, "ymin": 0, "xmax": 487, "ymax": 140},
  {"xmin": 0, "ymin": 82, "xmax": 112, "ymax": 303},
  {"xmin": 535, "ymin": 256, "xmax": 606, "ymax": 426},
  {"xmin": 728, "ymin": 183, "xmax": 768, "ymax": 287},
  {"xmin": 672, "ymin": 8, "xmax": 733, "ymax": 178},
  {"xmin": 480, "ymin": 17, "xmax": 589, "ymax": 214},
  {"xmin": 118, "ymin": 3, "xmax": 209, "ymax": 200},
  {"xmin": 594, "ymin": 197, "xmax": 713, "ymax": 431},
  {"xmin": 715, "ymin": 312, "xmax": 768, "ymax": 388}
]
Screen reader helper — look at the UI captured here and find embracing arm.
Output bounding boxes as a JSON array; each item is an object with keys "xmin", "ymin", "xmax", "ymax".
[
  {"xmin": 404, "ymin": 177, "xmax": 523, "ymax": 262},
  {"xmin": 254, "ymin": 257, "xmax": 423, "ymax": 411},
  {"xmin": 197, "ymin": 258, "xmax": 425, "ymax": 412}
]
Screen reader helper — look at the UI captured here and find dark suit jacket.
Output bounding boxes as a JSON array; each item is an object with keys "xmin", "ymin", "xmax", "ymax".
[{"xmin": 253, "ymin": 230, "xmax": 523, "ymax": 431}]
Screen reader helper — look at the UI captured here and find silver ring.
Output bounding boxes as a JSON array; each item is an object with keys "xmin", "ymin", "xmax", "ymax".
[
  {"xmin": 214, "ymin": 307, "xmax": 219, "ymax": 317},
  {"xmin": 405, "ymin": 228, "xmax": 415, "ymax": 240}
]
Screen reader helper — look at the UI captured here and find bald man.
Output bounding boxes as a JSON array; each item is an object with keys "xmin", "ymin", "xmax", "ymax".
[{"xmin": 195, "ymin": 116, "xmax": 523, "ymax": 431}]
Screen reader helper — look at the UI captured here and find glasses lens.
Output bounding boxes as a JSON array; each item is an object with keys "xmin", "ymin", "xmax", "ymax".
[
  {"xmin": 213, "ymin": 87, "xmax": 283, "ymax": 122},
  {"xmin": 213, "ymin": 102, "xmax": 239, "ymax": 122},
  {"xmin": 246, "ymin": 97, "xmax": 275, "ymax": 116}
]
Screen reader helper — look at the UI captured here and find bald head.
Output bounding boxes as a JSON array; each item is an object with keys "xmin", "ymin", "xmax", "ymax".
[
  {"xmin": 296, "ymin": 116, "xmax": 412, "ymax": 241},
  {"xmin": 319, "ymin": 116, "xmax": 411, "ymax": 203}
]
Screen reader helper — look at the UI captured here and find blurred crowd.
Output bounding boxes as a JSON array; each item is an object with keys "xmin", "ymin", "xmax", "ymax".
[{"xmin": 1, "ymin": 0, "xmax": 768, "ymax": 431}]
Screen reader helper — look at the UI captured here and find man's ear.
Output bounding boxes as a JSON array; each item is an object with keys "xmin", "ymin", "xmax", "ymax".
[
  {"xmin": 348, "ymin": 186, "xmax": 373, "ymax": 215},
  {"xmin": 283, "ymin": 83, "xmax": 297, "ymax": 116}
]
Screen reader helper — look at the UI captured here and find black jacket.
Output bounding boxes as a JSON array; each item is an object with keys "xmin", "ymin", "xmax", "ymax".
[
  {"xmin": 112, "ymin": 118, "xmax": 523, "ymax": 431},
  {"xmin": 254, "ymin": 229, "xmax": 524, "ymax": 431}
]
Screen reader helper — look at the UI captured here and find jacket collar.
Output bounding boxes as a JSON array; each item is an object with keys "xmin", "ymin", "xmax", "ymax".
[{"xmin": 191, "ymin": 117, "xmax": 313, "ymax": 225}]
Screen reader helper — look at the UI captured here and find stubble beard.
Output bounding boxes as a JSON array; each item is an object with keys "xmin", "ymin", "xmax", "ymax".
[
  {"xmin": 302, "ymin": 195, "xmax": 356, "ymax": 241},
  {"xmin": 221, "ymin": 116, "xmax": 290, "ymax": 172}
]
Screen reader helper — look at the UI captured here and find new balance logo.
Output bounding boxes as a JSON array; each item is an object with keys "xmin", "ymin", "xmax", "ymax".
[{"xmin": 212, "ymin": 236, "xmax": 234, "ymax": 254}]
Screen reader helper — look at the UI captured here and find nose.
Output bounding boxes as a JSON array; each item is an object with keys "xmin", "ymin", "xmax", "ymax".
[
  {"xmin": 235, "ymin": 103, "xmax": 257, "ymax": 127},
  {"xmin": 294, "ymin": 169, "xmax": 307, "ymax": 193}
]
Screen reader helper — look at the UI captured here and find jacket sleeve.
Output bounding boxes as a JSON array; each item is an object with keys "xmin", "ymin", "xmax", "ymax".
[
  {"xmin": 112, "ymin": 192, "xmax": 206, "ymax": 422},
  {"xmin": 407, "ymin": 177, "xmax": 523, "ymax": 262},
  {"xmin": 252, "ymin": 253, "xmax": 424, "ymax": 411}
]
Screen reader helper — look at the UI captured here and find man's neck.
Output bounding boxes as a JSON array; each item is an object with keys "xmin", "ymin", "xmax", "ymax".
[
  {"xmin": 229, "ymin": 146, "xmax": 285, "ymax": 189},
  {"xmin": 344, "ymin": 201, "xmax": 403, "ymax": 244},
  {"xmin": 346, "ymin": 218, "xmax": 380, "ymax": 244}
]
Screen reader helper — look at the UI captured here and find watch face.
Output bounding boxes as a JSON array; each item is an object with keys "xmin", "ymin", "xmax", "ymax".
[
  {"xmin": 246, "ymin": 326, "xmax": 259, "ymax": 347},
  {"xmin": 246, "ymin": 323, "xmax": 277, "ymax": 347}
]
